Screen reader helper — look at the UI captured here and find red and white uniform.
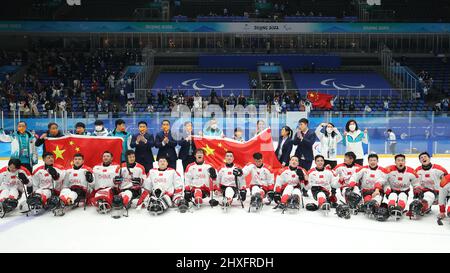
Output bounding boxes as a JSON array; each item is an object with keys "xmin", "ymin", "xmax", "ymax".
[
  {"xmin": 32, "ymin": 164, "xmax": 65, "ymax": 205},
  {"xmin": 306, "ymin": 167, "xmax": 339, "ymax": 207},
  {"xmin": 117, "ymin": 162, "xmax": 147, "ymax": 205},
  {"xmin": 141, "ymin": 168, "xmax": 183, "ymax": 207},
  {"xmin": 438, "ymin": 175, "xmax": 450, "ymax": 215},
  {"xmin": 0, "ymin": 166, "xmax": 32, "ymax": 201},
  {"xmin": 415, "ymin": 164, "xmax": 448, "ymax": 209},
  {"xmin": 243, "ymin": 163, "xmax": 274, "ymax": 198},
  {"xmin": 60, "ymin": 166, "xmax": 93, "ymax": 205},
  {"xmin": 217, "ymin": 164, "xmax": 246, "ymax": 201},
  {"xmin": 275, "ymin": 167, "xmax": 307, "ymax": 204},
  {"xmin": 92, "ymin": 164, "xmax": 120, "ymax": 206},
  {"xmin": 334, "ymin": 163, "xmax": 362, "ymax": 187},
  {"xmin": 385, "ymin": 166, "xmax": 420, "ymax": 210},
  {"xmin": 184, "ymin": 161, "xmax": 216, "ymax": 202},
  {"xmin": 349, "ymin": 165, "xmax": 388, "ymax": 204}
]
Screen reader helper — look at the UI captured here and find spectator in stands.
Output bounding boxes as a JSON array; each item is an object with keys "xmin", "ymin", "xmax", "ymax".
[
  {"xmin": 442, "ymin": 98, "xmax": 449, "ymax": 112},
  {"xmin": 0, "ymin": 121, "xmax": 38, "ymax": 173},
  {"xmin": 109, "ymin": 119, "xmax": 132, "ymax": 162},
  {"xmin": 92, "ymin": 120, "xmax": 109, "ymax": 136},
  {"xmin": 348, "ymin": 101, "xmax": 355, "ymax": 112},
  {"xmin": 35, "ymin": 122, "xmax": 64, "ymax": 157},
  {"xmin": 126, "ymin": 100, "xmax": 134, "ymax": 114},
  {"xmin": 343, "ymin": 119, "xmax": 368, "ymax": 166},
  {"xmin": 293, "ymin": 118, "xmax": 316, "ymax": 170},
  {"xmin": 146, "ymin": 105, "xmax": 155, "ymax": 113},
  {"xmin": 275, "ymin": 125, "xmax": 293, "ymax": 167},
  {"xmin": 178, "ymin": 121, "xmax": 196, "ymax": 172},
  {"xmin": 364, "ymin": 104, "xmax": 372, "ymax": 113},
  {"xmin": 386, "ymin": 129, "xmax": 397, "ymax": 155},
  {"xmin": 130, "ymin": 121, "xmax": 155, "ymax": 173},
  {"xmin": 383, "ymin": 99, "xmax": 390, "ymax": 111},
  {"xmin": 155, "ymin": 119, "xmax": 178, "ymax": 169},
  {"xmin": 315, "ymin": 122, "xmax": 342, "ymax": 169},
  {"xmin": 29, "ymin": 98, "xmax": 39, "ymax": 116},
  {"xmin": 203, "ymin": 118, "xmax": 224, "ymax": 137}
]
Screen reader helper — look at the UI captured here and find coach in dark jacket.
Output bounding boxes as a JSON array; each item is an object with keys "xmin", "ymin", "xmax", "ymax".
[
  {"xmin": 292, "ymin": 118, "xmax": 316, "ymax": 170},
  {"xmin": 178, "ymin": 121, "xmax": 196, "ymax": 172},
  {"xmin": 275, "ymin": 126, "xmax": 294, "ymax": 167},
  {"xmin": 155, "ymin": 120, "xmax": 178, "ymax": 169},
  {"xmin": 130, "ymin": 121, "xmax": 155, "ymax": 173}
]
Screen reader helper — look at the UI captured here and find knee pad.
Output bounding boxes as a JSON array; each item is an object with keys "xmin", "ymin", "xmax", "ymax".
[
  {"xmin": 423, "ymin": 191, "xmax": 435, "ymax": 205},
  {"xmin": 282, "ymin": 185, "xmax": 294, "ymax": 196},
  {"xmin": 292, "ymin": 188, "xmax": 301, "ymax": 197},
  {"xmin": 251, "ymin": 185, "xmax": 261, "ymax": 195}
]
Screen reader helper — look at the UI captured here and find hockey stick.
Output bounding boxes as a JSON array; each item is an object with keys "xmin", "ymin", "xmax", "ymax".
[
  {"xmin": 234, "ymin": 174, "xmax": 244, "ymax": 209},
  {"xmin": 21, "ymin": 182, "xmax": 32, "ymax": 214}
]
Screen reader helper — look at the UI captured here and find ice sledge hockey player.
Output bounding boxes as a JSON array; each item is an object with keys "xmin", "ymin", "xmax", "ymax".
[
  {"xmin": 183, "ymin": 149, "xmax": 219, "ymax": 209},
  {"xmin": 28, "ymin": 152, "xmax": 65, "ymax": 214},
  {"xmin": 348, "ymin": 154, "xmax": 389, "ymax": 220},
  {"xmin": 92, "ymin": 151, "xmax": 121, "ymax": 214},
  {"xmin": 139, "ymin": 157, "xmax": 183, "ymax": 215},
  {"xmin": 305, "ymin": 155, "xmax": 340, "ymax": 215},
  {"xmin": 385, "ymin": 154, "xmax": 420, "ymax": 219},
  {"xmin": 273, "ymin": 155, "xmax": 308, "ymax": 212},
  {"xmin": 242, "ymin": 152, "xmax": 275, "ymax": 211},
  {"xmin": 409, "ymin": 152, "xmax": 448, "ymax": 219},
  {"xmin": 116, "ymin": 150, "xmax": 146, "ymax": 211},
  {"xmin": 438, "ymin": 174, "xmax": 450, "ymax": 222},
  {"xmin": 216, "ymin": 151, "xmax": 246, "ymax": 210},
  {"xmin": 333, "ymin": 151, "xmax": 362, "ymax": 210},
  {"xmin": 54, "ymin": 153, "xmax": 94, "ymax": 216},
  {"xmin": 0, "ymin": 159, "xmax": 32, "ymax": 217}
]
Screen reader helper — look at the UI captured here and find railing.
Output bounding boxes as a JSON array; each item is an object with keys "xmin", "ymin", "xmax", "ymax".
[{"xmin": 133, "ymin": 47, "xmax": 155, "ymax": 102}]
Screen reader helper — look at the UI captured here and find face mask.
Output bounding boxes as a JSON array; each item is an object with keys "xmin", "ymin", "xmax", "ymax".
[
  {"xmin": 95, "ymin": 126, "xmax": 103, "ymax": 132},
  {"xmin": 211, "ymin": 124, "xmax": 218, "ymax": 130},
  {"xmin": 349, "ymin": 125, "xmax": 356, "ymax": 131},
  {"xmin": 326, "ymin": 128, "xmax": 333, "ymax": 134}
]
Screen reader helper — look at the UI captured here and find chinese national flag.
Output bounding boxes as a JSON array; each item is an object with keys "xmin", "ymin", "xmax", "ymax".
[
  {"xmin": 193, "ymin": 128, "xmax": 282, "ymax": 186},
  {"xmin": 307, "ymin": 91, "xmax": 334, "ymax": 110},
  {"xmin": 44, "ymin": 135, "xmax": 123, "ymax": 168}
]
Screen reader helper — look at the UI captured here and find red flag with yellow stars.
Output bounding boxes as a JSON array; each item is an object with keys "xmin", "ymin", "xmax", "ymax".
[
  {"xmin": 307, "ymin": 90, "xmax": 334, "ymax": 110},
  {"xmin": 44, "ymin": 135, "xmax": 123, "ymax": 168},
  {"xmin": 193, "ymin": 128, "xmax": 282, "ymax": 186}
]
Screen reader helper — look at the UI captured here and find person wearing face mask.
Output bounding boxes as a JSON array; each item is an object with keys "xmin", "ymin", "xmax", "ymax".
[
  {"xmin": 72, "ymin": 122, "xmax": 90, "ymax": 136},
  {"xmin": 109, "ymin": 119, "xmax": 132, "ymax": 163},
  {"xmin": 315, "ymin": 122, "xmax": 342, "ymax": 169},
  {"xmin": 155, "ymin": 120, "xmax": 178, "ymax": 169},
  {"xmin": 178, "ymin": 121, "xmax": 196, "ymax": 172},
  {"xmin": 203, "ymin": 119, "xmax": 224, "ymax": 137},
  {"xmin": 130, "ymin": 121, "xmax": 154, "ymax": 174},
  {"xmin": 0, "ymin": 121, "xmax": 38, "ymax": 173},
  {"xmin": 343, "ymin": 119, "xmax": 368, "ymax": 166},
  {"xmin": 92, "ymin": 120, "xmax": 109, "ymax": 137},
  {"xmin": 35, "ymin": 122, "xmax": 65, "ymax": 158}
]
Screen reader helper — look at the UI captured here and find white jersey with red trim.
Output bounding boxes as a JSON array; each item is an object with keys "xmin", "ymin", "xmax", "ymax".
[
  {"xmin": 333, "ymin": 163, "xmax": 362, "ymax": 187},
  {"xmin": 439, "ymin": 174, "xmax": 450, "ymax": 208},
  {"xmin": 415, "ymin": 164, "xmax": 448, "ymax": 191},
  {"xmin": 242, "ymin": 163, "xmax": 274, "ymax": 189},
  {"xmin": 119, "ymin": 163, "xmax": 146, "ymax": 190},
  {"xmin": 349, "ymin": 165, "xmax": 388, "ymax": 190},
  {"xmin": 32, "ymin": 164, "xmax": 65, "ymax": 192},
  {"xmin": 306, "ymin": 167, "xmax": 339, "ymax": 191},
  {"xmin": 63, "ymin": 166, "xmax": 94, "ymax": 191},
  {"xmin": 385, "ymin": 166, "xmax": 420, "ymax": 192},
  {"xmin": 144, "ymin": 168, "xmax": 183, "ymax": 197},
  {"xmin": 92, "ymin": 164, "xmax": 120, "ymax": 190},
  {"xmin": 274, "ymin": 167, "xmax": 307, "ymax": 193},
  {"xmin": 217, "ymin": 164, "xmax": 245, "ymax": 189},
  {"xmin": 184, "ymin": 162, "xmax": 215, "ymax": 190},
  {"xmin": 0, "ymin": 166, "xmax": 32, "ymax": 192}
]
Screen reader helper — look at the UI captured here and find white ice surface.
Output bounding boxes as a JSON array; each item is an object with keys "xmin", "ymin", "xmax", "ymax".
[{"xmin": 1, "ymin": 157, "xmax": 450, "ymax": 253}]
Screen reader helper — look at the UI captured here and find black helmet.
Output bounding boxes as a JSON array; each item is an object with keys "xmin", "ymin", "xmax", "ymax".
[{"xmin": 375, "ymin": 203, "xmax": 390, "ymax": 221}]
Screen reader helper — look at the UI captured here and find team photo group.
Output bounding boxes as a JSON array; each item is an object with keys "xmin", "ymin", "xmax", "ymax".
[{"xmin": 1, "ymin": 116, "xmax": 449, "ymax": 224}]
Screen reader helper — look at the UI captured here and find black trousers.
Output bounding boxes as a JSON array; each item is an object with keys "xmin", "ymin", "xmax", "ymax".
[
  {"xmin": 324, "ymin": 160, "xmax": 337, "ymax": 169},
  {"xmin": 181, "ymin": 156, "xmax": 195, "ymax": 172},
  {"xmin": 299, "ymin": 159, "xmax": 312, "ymax": 170}
]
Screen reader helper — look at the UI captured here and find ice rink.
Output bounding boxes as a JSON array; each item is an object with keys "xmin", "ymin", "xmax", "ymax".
[{"xmin": 1, "ymin": 156, "xmax": 450, "ymax": 253}]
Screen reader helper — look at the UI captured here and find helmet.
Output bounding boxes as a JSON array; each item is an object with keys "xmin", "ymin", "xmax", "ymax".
[{"xmin": 375, "ymin": 203, "xmax": 390, "ymax": 221}]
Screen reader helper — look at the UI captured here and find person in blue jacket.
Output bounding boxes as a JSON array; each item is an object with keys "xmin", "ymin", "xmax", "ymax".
[
  {"xmin": 130, "ymin": 121, "xmax": 155, "ymax": 173},
  {"xmin": 155, "ymin": 119, "xmax": 178, "ymax": 169},
  {"xmin": 109, "ymin": 119, "xmax": 132, "ymax": 163}
]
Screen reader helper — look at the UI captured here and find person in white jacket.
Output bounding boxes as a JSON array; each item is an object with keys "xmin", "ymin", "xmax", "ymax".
[
  {"xmin": 343, "ymin": 119, "xmax": 368, "ymax": 166},
  {"xmin": 315, "ymin": 122, "xmax": 342, "ymax": 169}
]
